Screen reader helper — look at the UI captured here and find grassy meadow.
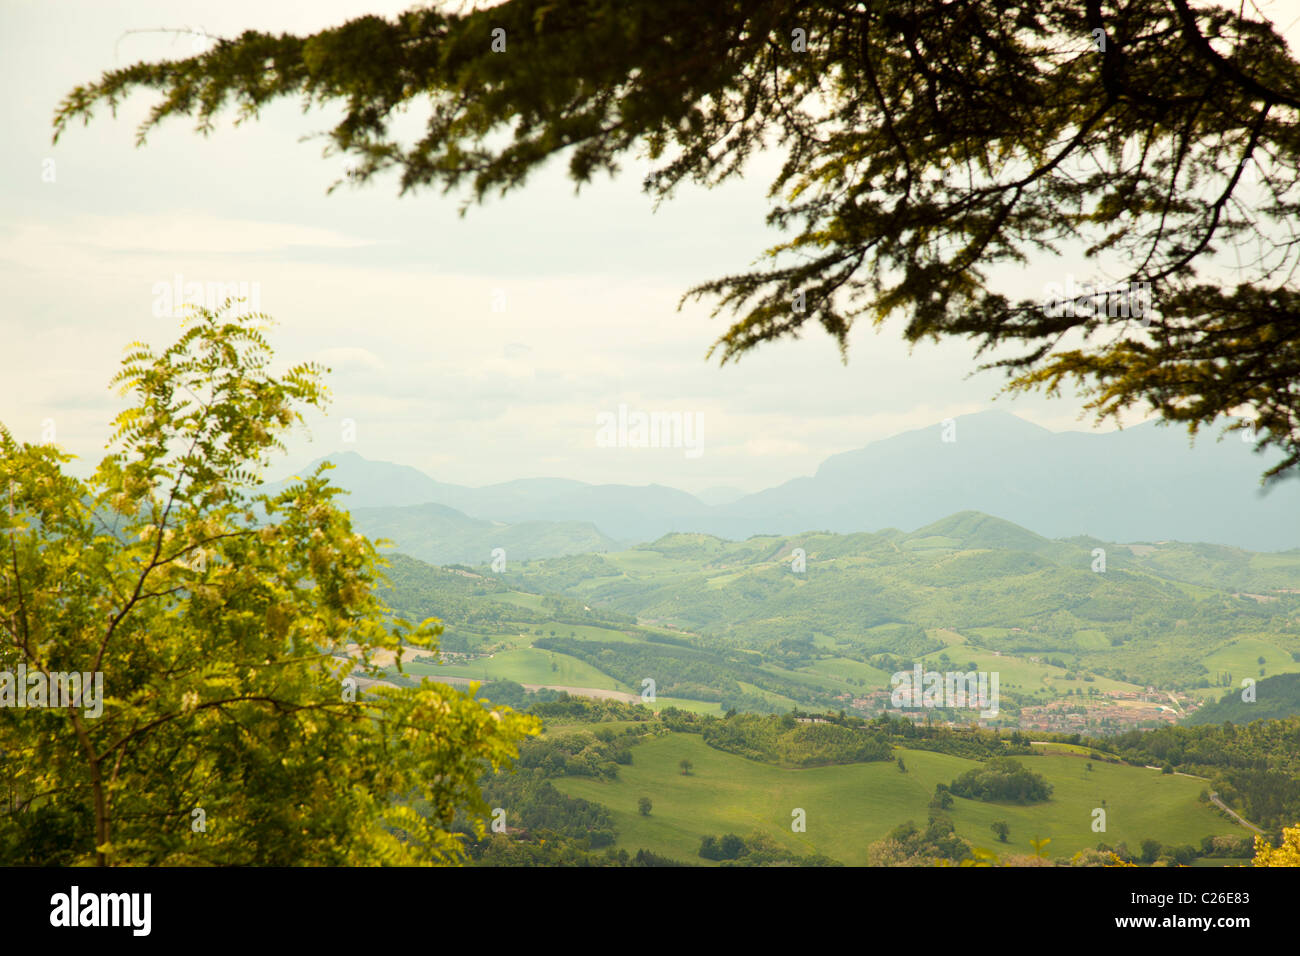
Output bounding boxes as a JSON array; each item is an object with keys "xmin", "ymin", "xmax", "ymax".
[{"xmin": 552, "ymin": 734, "xmax": 1245, "ymax": 866}]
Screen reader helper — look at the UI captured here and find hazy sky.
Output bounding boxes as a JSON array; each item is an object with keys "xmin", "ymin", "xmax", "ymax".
[{"xmin": 5, "ymin": 0, "xmax": 1300, "ymax": 495}]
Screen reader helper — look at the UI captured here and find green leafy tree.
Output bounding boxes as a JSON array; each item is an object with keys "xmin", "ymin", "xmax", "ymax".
[
  {"xmin": 0, "ymin": 304, "xmax": 538, "ymax": 866},
  {"xmin": 719, "ymin": 833, "xmax": 747, "ymax": 859},
  {"xmin": 638, "ymin": 796, "xmax": 652, "ymax": 816},
  {"xmin": 53, "ymin": 1, "xmax": 1300, "ymax": 481},
  {"xmin": 950, "ymin": 757, "xmax": 1054, "ymax": 803},
  {"xmin": 679, "ymin": 758, "xmax": 693, "ymax": 776},
  {"xmin": 699, "ymin": 832, "xmax": 747, "ymax": 861},
  {"xmin": 991, "ymin": 820, "xmax": 1011, "ymax": 842},
  {"xmin": 1169, "ymin": 843, "xmax": 1198, "ymax": 865}
]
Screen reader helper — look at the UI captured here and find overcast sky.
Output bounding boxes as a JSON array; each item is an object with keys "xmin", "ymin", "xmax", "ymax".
[{"xmin": 5, "ymin": 0, "xmax": 1300, "ymax": 496}]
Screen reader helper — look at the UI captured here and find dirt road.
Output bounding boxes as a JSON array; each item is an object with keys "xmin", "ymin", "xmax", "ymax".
[{"xmin": 1208, "ymin": 791, "xmax": 1264, "ymax": 834}]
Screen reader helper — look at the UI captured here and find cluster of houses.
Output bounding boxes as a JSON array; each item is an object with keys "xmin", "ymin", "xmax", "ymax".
[
  {"xmin": 831, "ymin": 685, "xmax": 1200, "ymax": 733},
  {"xmin": 1019, "ymin": 690, "xmax": 1199, "ymax": 733}
]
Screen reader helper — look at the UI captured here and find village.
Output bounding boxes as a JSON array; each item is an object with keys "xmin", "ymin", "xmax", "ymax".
[{"xmin": 832, "ymin": 685, "xmax": 1202, "ymax": 734}]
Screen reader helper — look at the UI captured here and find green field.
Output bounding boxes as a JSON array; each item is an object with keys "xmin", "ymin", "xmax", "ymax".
[
  {"xmin": 1200, "ymin": 637, "xmax": 1300, "ymax": 681},
  {"xmin": 653, "ymin": 697, "xmax": 726, "ymax": 716},
  {"xmin": 916, "ymin": 645, "xmax": 1062, "ymax": 698},
  {"xmin": 552, "ymin": 735, "xmax": 1245, "ymax": 865},
  {"xmin": 1028, "ymin": 741, "xmax": 1114, "ymax": 756},
  {"xmin": 406, "ymin": 647, "xmax": 631, "ymax": 690},
  {"xmin": 801, "ymin": 656, "xmax": 894, "ymax": 687}
]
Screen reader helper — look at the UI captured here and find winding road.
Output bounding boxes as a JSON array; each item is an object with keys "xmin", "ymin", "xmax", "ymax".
[{"xmin": 1208, "ymin": 791, "xmax": 1264, "ymax": 835}]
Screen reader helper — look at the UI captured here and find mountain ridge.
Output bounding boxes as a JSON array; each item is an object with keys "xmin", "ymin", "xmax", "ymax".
[{"xmin": 270, "ymin": 410, "xmax": 1300, "ymax": 552}]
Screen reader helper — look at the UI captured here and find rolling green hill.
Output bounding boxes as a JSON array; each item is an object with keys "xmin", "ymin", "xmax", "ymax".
[
  {"xmin": 550, "ymin": 733, "xmax": 1242, "ymax": 864},
  {"xmin": 1184, "ymin": 673, "xmax": 1300, "ymax": 725},
  {"xmin": 492, "ymin": 515, "xmax": 1300, "ymax": 706},
  {"xmin": 353, "ymin": 501, "xmax": 620, "ymax": 565},
  {"xmin": 374, "ymin": 513, "xmax": 1300, "ymax": 733}
]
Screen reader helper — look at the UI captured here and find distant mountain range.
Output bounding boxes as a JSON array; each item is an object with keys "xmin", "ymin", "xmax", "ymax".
[{"xmin": 267, "ymin": 410, "xmax": 1300, "ymax": 558}]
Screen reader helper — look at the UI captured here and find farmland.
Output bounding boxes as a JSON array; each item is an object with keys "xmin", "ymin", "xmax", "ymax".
[{"xmin": 550, "ymin": 733, "xmax": 1243, "ymax": 865}]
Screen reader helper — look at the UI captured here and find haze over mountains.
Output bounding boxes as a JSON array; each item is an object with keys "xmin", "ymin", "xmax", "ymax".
[{"xmin": 269, "ymin": 411, "xmax": 1300, "ymax": 560}]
